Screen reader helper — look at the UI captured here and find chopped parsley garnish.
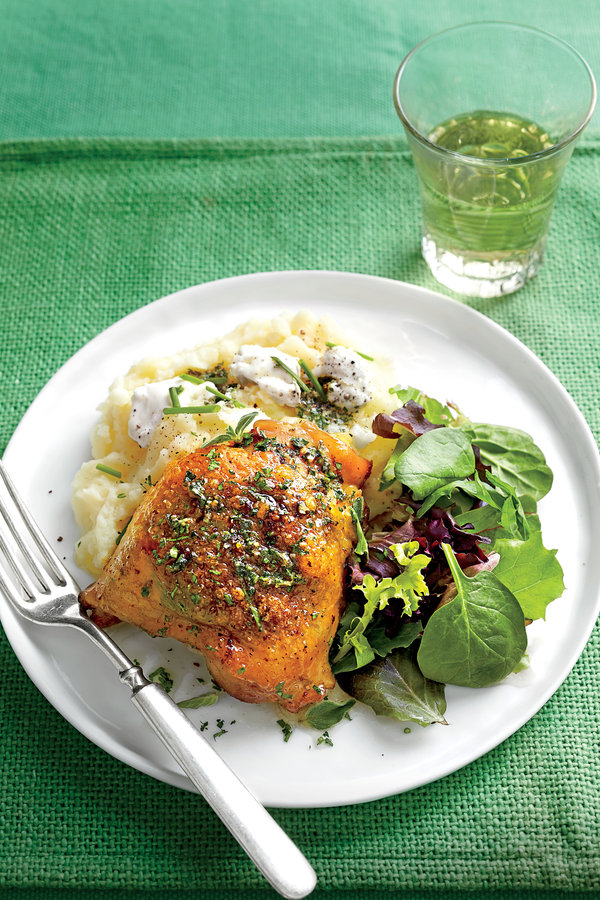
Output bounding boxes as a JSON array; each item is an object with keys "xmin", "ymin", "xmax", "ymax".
[
  {"xmin": 186, "ymin": 364, "xmax": 229, "ymax": 385},
  {"xmin": 316, "ymin": 730, "xmax": 334, "ymax": 747},
  {"xmin": 275, "ymin": 681, "xmax": 293, "ymax": 700},
  {"xmin": 213, "ymin": 717, "xmax": 228, "ymax": 739},
  {"xmin": 276, "ymin": 719, "xmax": 293, "ymax": 742},
  {"xmin": 148, "ymin": 666, "xmax": 174, "ymax": 693},
  {"xmin": 296, "ymin": 392, "xmax": 352, "ymax": 431}
]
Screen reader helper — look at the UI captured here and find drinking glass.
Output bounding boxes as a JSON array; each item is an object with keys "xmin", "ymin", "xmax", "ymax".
[{"xmin": 394, "ymin": 23, "xmax": 597, "ymax": 297}]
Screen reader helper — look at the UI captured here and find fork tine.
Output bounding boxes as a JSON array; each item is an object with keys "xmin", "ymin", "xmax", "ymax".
[
  {"xmin": 0, "ymin": 487, "xmax": 51, "ymax": 593},
  {"xmin": 0, "ymin": 528, "xmax": 42, "ymax": 600},
  {"xmin": 0, "ymin": 561, "xmax": 34, "ymax": 616},
  {"xmin": 0, "ymin": 461, "xmax": 68, "ymax": 589}
]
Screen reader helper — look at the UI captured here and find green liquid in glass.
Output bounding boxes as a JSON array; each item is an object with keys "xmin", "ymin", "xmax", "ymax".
[{"xmin": 411, "ymin": 111, "xmax": 566, "ymax": 256}]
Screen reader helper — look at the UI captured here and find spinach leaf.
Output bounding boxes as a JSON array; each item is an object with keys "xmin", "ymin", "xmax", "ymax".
[
  {"xmin": 459, "ymin": 422, "xmax": 553, "ymax": 502},
  {"xmin": 338, "ymin": 647, "xmax": 447, "ymax": 727},
  {"xmin": 493, "ymin": 528, "xmax": 564, "ymax": 620},
  {"xmin": 305, "ymin": 699, "xmax": 356, "ymax": 730},
  {"xmin": 394, "ymin": 428, "xmax": 475, "ymax": 500},
  {"xmin": 418, "ymin": 471, "xmax": 529, "ymax": 541},
  {"xmin": 454, "ymin": 504, "xmax": 503, "ymax": 533},
  {"xmin": 417, "ymin": 544, "xmax": 527, "ymax": 688}
]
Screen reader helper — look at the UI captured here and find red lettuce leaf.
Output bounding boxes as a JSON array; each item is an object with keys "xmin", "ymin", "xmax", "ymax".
[{"xmin": 372, "ymin": 400, "xmax": 442, "ymax": 440}]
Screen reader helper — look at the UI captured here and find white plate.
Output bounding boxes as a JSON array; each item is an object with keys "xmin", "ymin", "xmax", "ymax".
[{"xmin": 2, "ymin": 271, "xmax": 600, "ymax": 808}]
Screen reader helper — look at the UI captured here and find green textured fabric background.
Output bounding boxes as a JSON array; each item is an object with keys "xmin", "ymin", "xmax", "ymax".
[
  {"xmin": 0, "ymin": 0, "xmax": 599, "ymax": 141},
  {"xmin": 1, "ymin": 0, "xmax": 600, "ymax": 896},
  {"xmin": 0, "ymin": 137, "xmax": 599, "ymax": 897}
]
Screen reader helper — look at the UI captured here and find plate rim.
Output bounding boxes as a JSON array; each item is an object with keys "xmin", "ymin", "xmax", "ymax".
[{"xmin": 2, "ymin": 269, "xmax": 600, "ymax": 808}]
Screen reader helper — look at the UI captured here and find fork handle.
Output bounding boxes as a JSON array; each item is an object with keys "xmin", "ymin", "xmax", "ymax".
[{"xmin": 120, "ymin": 666, "xmax": 316, "ymax": 900}]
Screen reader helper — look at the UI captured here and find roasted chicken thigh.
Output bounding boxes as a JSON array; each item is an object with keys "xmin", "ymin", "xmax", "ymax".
[{"xmin": 80, "ymin": 420, "xmax": 371, "ymax": 711}]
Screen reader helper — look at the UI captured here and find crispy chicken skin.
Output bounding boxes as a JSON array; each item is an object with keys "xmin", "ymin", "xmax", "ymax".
[{"xmin": 80, "ymin": 420, "xmax": 371, "ymax": 712}]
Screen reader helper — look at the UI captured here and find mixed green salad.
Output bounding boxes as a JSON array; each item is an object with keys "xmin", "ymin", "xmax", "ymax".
[{"xmin": 306, "ymin": 385, "xmax": 564, "ymax": 732}]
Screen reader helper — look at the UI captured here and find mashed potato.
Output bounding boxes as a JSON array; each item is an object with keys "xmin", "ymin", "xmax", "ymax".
[{"xmin": 73, "ymin": 311, "xmax": 399, "ymax": 577}]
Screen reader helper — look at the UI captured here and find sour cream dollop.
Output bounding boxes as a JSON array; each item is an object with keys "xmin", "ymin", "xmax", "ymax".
[
  {"xmin": 128, "ymin": 378, "xmax": 217, "ymax": 448},
  {"xmin": 230, "ymin": 345, "xmax": 302, "ymax": 407},
  {"xmin": 315, "ymin": 346, "xmax": 372, "ymax": 411}
]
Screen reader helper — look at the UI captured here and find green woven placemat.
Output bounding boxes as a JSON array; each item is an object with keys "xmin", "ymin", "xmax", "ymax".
[
  {"xmin": 1, "ymin": 0, "xmax": 599, "ymax": 141},
  {"xmin": 0, "ymin": 138, "xmax": 598, "ymax": 896}
]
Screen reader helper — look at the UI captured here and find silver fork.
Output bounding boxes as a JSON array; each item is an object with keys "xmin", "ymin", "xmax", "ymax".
[{"xmin": 0, "ymin": 460, "xmax": 316, "ymax": 899}]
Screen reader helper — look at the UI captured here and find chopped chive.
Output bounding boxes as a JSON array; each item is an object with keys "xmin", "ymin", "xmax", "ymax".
[
  {"xmin": 205, "ymin": 385, "xmax": 228, "ymax": 401},
  {"xmin": 299, "ymin": 359, "xmax": 326, "ymax": 399},
  {"xmin": 183, "ymin": 372, "xmax": 228, "ymax": 385},
  {"xmin": 324, "ymin": 341, "xmax": 373, "ymax": 361},
  {"xmin": 205, "ymin": 385, "xmax": 244, "ymax": 408},
  {"xmin": 180, "ymin": 373, "xmax": 203, "ymax": 384},
  {"xmin": 96, "ymin": 463, "xmax": 122, "ymax": 479},
  {"xmin": 248, "ymin": 599, "xmax": 263, "ymax": 630},
  {"xmin": 169, "ymin": 385, "xmax": 182, "ymax": 408},
  {"xmin": 115, "ymin": 515, "xmax": 132, "ymax": 545},
  {"xmin": 163, "ymin": 405, "xmax": 221, "ymax": 415},
  {"xmin": 181, "ymin": 372, "xmax": 228, "ymax": 385},
  {"xmin": 271, "ymin": 357, "xmax": 309, "ymax": 393}
]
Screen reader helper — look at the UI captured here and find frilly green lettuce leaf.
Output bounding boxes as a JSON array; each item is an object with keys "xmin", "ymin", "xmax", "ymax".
[{"xmin": 331, "ymin": 541, "xmax": 429, "ymax": 674}]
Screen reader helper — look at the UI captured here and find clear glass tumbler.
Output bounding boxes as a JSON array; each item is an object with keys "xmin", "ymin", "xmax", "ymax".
[{"xmin": 393, "ymin": 23, "xmax": 597, "ymax": 297}]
